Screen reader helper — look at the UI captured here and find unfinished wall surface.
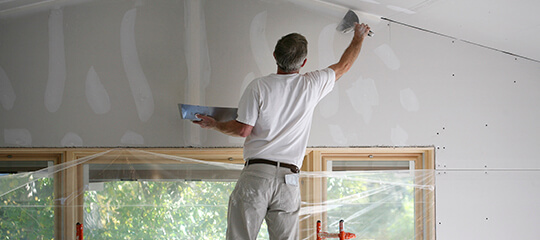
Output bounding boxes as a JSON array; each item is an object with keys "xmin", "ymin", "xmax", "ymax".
[{"xmin": 1, "ymin": 0, "xmax": 540, "ymax": 239}]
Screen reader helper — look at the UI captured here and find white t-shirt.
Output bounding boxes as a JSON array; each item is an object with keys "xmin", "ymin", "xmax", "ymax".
[{"xmin": 236, "ymin": 68, "xmax": 335, "ymax": 167}]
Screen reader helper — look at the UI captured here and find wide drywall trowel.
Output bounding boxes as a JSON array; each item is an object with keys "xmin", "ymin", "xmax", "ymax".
[{"xmin": 337, "ymin": 9, "xmax": 374, "ymax": 36}]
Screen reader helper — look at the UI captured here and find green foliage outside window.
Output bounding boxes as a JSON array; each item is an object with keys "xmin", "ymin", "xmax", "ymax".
[{"xmin": 0, "ymin": 177, "xmax": 54, "ymax": 240}]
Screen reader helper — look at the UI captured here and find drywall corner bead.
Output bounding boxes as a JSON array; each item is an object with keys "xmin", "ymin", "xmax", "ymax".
[
  {"xmin": 0, "ymin": 65, "xmax": 16, "ymax": 110},
  {"xmin": 120, "ymin": 130, "xmax": 144, "ymax": 145},
  {"xmin": 4, "ymin": 128, "xmax": 32, "ymax": 146},
  {"xmin": 61, "ymin": 132, "xmax": 83, "ymax": 147},
  {"xmin": 86, "ymin": 66, "xmax": 111, "ymax": 114},
  {"xmin": 45, "ymin": 7, "xmax": 66, "ymax": 113}
]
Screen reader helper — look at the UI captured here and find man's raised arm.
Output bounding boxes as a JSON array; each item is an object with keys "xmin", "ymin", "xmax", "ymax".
[{"xmin": 329, "ymin": 23, "xmax": 371, "ymax": 81}]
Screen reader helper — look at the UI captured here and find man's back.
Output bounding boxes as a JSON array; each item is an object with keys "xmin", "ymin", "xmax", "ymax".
[{"xmin": 237, "ymin": 69, "xmax": 335, "ymax": 167}]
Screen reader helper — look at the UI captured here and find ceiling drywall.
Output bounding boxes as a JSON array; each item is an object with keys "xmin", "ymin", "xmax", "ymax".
[
  {"xmin": 2, "ymin": 0, "xmax": 538, "ymax": 62},
  {"xmin": 324, "ymin": 0, "xmax": 540, "ymax": 63}
]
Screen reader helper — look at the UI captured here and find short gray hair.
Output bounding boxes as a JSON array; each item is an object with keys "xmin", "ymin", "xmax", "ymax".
[{"xmin": 273, "ymin": 33, "xmax": 307, "ymax": 73}]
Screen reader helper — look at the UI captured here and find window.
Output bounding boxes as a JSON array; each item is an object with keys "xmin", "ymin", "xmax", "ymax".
[
  {"xmin": 300, "ymin": 148, "xmax": 435, "ymax": 240},
  {"xmin": 0, "ymin": 152, "xmax": 62, "ymax": 239},
  {"xmin": 0, "ymin": 148, "xmax": 434, "ymax": 240}
]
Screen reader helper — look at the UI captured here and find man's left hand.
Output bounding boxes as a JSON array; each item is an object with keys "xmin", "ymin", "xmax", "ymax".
[{"xmin": 192, "ymin": 114, "xmax": 217, "ymax": 129}]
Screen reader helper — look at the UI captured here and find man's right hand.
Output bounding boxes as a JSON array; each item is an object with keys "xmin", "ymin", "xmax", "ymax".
[{"xmin": 354, "ymin": 23, "xmax": 371, "ymax": 39}]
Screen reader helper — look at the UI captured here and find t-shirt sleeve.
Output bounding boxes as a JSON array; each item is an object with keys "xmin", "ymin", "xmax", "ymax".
[
  {"xmin": 236, "ymin": 81, "xmax": 259, "ymax": 126},
  {"xmin": 309, "ymin": 68, "xmax": 336, "ymax": 102}
]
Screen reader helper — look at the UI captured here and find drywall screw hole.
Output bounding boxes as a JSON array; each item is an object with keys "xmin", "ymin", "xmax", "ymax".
[{"xmin": 439, "ymin": 222, "xmax": 442, "ymax": 224}]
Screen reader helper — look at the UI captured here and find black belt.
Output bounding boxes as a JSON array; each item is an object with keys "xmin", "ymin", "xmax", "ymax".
[{"xmin": 245, "ymin": 159, "xmax": 300, "ymax": 173}]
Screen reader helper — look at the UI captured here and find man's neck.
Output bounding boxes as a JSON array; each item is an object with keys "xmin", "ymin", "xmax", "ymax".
[{"xmin": 277, "ymin": 68, "xmax": 300, "ymax": 75}]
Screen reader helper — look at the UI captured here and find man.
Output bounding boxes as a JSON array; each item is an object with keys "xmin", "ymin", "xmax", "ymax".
[{"xmin": 193, "ymin": 23, "xmax": 371, "ymax": 240}]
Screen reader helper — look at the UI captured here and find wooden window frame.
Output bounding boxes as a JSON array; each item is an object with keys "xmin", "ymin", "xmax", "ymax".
[
  {"xmin": 1, "ymin": 147, "xmax": 434, "ymax": 239},
  {"xmin": 300, "ymin": 147, "xmax": 435, "ymax": 240}
]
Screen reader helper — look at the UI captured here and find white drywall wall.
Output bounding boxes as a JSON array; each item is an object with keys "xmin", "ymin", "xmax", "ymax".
[{"xmin": 1, "ymin": 1, "xmax": 539, "ymax": 239}]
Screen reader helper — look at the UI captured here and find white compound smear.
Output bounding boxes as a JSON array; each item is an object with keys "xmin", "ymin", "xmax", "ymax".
[
  {"xmin": 45, "ymin": 8, "xmax": 66, "ymax": 113},
  {"xmin": 391, "ymin": 125, "xmax": 408, "ymax": 146},
  {"xmin": 121, "ymin": 8, "xmax": 154, "ymax": 122},
  {"xmin": 4, "ymin": 129, "xmax": 32, "ymax": 147},
  {"xmin": 346, "ymin": 77, "xmax": 379, "ymax": 124},
  {"xmin": 374, "ymin": 44, "xmax": 400, "ymax": 70},
  {"xmin": 61, "ymin": 132, "xmax": 83, "ymax": 147},
  {"xmin": 121, "ymin": 130, "xmax": 144, "ymax": 145},
  {"xmin": 85, "ymin": 66, "xmax": 111, "ymax": 114},
  {"xmin": 0, "ymin": 66, "xmax": 15, "ymax": 110},
  {"xmin": 329, "ymin": 124, "xmax": 347, "ymax": 145},
  {"xmin": 250, "ymin": 11, "xmax": 274, "ymax": 75},
  {"xmin": 318, "ymin": 23, "xmax": 338, "ymax": 68},
  {"xmin": 400, "ymin": 88, "xmax": 420, "ymax": 112}
]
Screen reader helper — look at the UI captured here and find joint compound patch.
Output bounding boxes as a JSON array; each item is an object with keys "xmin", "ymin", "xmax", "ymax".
[
  {"xmin": 121, "ymin": 130, "xmax": 144, "ymax": 145},
  {"xmin": 121, "ymin": 8, "xmax": 154, "ymax": 122},
  {"xmin": 250, "ymin": 11, "xmax": 274, "ymax": 75},
  {"xmin": 400, "ymin": 88, "xmax": 419, "ymax": 112},
  {"xmin": 329, "ymin": 124, "xmax": 347, "ymax": 145},
  {"xmin": 374, "ymin": 44, "xmax": 400, "ymax": 70},
  {"xmin": 391, "ymin": 125, "xmax": 408, "ymax": 146},
  {"xmin": 318, "ymin": 23, "xmax": 338, "ymax": 68},
  {"xmin": 0, "ymin": 66, "xmax": 15, "ymax": 110},
  {"xmin": 45, "ymin": 8, "xmax": 66, "ymax": 113},
  {"xmin": 86, "ymin": 66, "xmax": 111, "ymax": 114},
  {"xmin": 4, "ymin": 129, "xmax": 32, "ymax": 146},
  {"xmin": 61, "ymin": 132, "xmax": 83, "ymax": 147},
  {"xmin": 346, "ymin": 77, "xmax": 379, "ymax": 124}
]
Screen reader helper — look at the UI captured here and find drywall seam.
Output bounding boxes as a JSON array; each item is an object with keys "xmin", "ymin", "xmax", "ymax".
[
  {"xmin": 85, "ymin": 66, "xmax": 111, "ymax": 114},
  {"xmin": 183, "ymin": 0, "xmax": 211, "ymax": 146},
  {"xmin": 45, "ymin": 8, "xmax": 66, "ymax": 113},
  {"xmin": 0, "ymin": 65, "xmax": 15, "ymax": 110},
  {"xmin": 382, "ymin": 17, "xmax": 540, "ymax": 64},
  {"xmin": 121, "ymin": 8, "xmax": 154, "ymax": 122},
  {"xmin": 249, "ymin": 11, "xmax": 274, "ymax": 75}
]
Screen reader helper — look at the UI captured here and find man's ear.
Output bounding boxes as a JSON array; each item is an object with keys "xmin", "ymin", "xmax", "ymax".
[{"xmin": 301, "ymin": 58, "xmax": 307, "ymax": 67}]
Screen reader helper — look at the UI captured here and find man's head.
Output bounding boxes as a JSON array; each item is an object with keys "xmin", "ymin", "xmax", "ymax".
[{"xmin": 273, "ymin": 33, "xmax": 308, "ymax": 73}]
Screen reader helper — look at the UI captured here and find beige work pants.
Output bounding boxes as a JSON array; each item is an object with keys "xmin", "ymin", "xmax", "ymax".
[{"xmin": 226, "ymin": 163, "xmax": 301, "ymax": 240}]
